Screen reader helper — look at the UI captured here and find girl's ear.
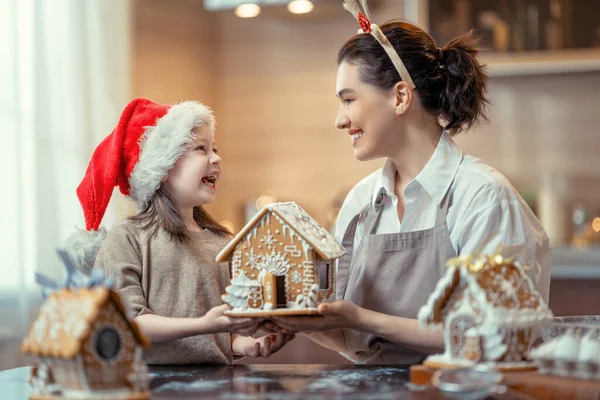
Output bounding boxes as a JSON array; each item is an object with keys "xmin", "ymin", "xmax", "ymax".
[
  {"xmin": 161, "ymin": 176, "xmax": 168, "ymax": 183},
  {"xmin": 393, "ymin": 81, "xmax": 413, "ymax": 116}
]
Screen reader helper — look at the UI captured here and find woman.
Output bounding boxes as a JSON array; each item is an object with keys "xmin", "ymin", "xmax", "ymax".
[{"xmin": 267, "ymin": 15, "xmax": 551, "ymax": 364}]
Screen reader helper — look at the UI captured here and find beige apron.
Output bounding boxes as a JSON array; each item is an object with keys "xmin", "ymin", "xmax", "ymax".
[{"xmin": 336, "ymin": 187, "xmax": 457, "ymax": 364}]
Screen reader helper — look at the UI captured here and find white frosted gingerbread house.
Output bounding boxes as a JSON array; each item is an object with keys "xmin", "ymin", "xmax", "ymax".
[
  {"xmin": 417, "ymin": 250, "xmax": 553, "ymax": 370},
  {"xmin": 22, "ymin": 251, "xmax": 150, "ymax": 400},
  {"xmin": 217, "ymin": 202, "xmax": 346, "ymax": 316}
]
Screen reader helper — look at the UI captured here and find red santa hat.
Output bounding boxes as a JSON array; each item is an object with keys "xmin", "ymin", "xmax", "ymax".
[{"xmin": 65, "ymin": 97, "xmax": 215, "ymax": 274}]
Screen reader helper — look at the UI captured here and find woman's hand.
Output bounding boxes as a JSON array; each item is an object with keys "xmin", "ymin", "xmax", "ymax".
[
  {"xmin": 264, "ymin": 301, "xmax": 363, "ymax": 333},
  {"xmin": 203, "ymin": 304, "xmax": 263, "ymax": 336},
  {"xmin": 232, "ymin": 333, "xmax": 295, "ymax": 358}
]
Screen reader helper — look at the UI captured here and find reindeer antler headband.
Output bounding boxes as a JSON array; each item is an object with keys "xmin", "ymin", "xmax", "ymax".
[{"xmin": 342, "ymin": 0, "xmax": 416, "ymax": 89}]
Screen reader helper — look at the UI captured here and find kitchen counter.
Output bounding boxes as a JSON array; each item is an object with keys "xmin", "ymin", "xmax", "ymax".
[
  {"xmin": 551, "ymin": 247, "xmax": 600, "ymax": 279},
  {"xmin": 0, "ymin": 364, "xmax": 444, "ymax": 399}
]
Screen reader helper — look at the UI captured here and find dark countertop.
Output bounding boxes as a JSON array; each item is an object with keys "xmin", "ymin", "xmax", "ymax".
[{"xmin": 0, "ymin": 364, "xmax": 445, "ymax": 399}]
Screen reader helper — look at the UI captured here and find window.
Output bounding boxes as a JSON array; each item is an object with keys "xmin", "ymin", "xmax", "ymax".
[
  {"xmin": 95, "ymin": 327, "xmax": 121, "ymax": 360},
  {"xmin": 319, "ymin": 261, "xmax": 330, "ymax": 290}
]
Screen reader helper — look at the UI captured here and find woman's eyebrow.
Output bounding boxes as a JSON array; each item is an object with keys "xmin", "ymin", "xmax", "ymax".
[{"xmin": 337, "ymin": 88, "xmax": 356, "ymax": 98}]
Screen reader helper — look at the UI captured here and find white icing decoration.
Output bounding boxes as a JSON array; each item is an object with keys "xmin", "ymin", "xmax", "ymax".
[
  {"xmin": 306, "ymin": 284, "xmax": 319, "ymax": 308},
  {"xmin": 270, "ymin": 202, "xmax": 346, "ymax": 260},
  {"xmin": 231, "ymin": 252, "xmax": 242, "ymax": 276},
  {"xmin": 247, "ymin": 285, "xmax": 264, "ymax": 309},
  {"xmin": 257, "ymin": 251, "xmax": 292, "ymax": 276},
  {"xmin": 289, "ymin": 295, "xmax": 305, "ymax": 309},
  {"xmin": 260, "ymin": 230, "xmax": 278, "ymax": 250},
  {"xmin": 222, "ymin": 272, "xmax": 262, "ymax": 310},
  {"xmin": 28, "ymin": 292, "xmax": 97, "ymax": 346},
  {"xmin": 479, "ymin": 324, "xmax": 508, "ymax": 361},
  {"xmin": 291, "ymin": 270, "xmax": 303, "ymax": 284},
  {"xmin": 302, "ymin": 260, "xmax": 316, "ymax": 294},
  {"xmin": 244, "ymin": 248, "xmax": 260, "ymax": 269},
  {"xmin": 284, "ymin": 245, "xmax": 302, "ymax": 258}
]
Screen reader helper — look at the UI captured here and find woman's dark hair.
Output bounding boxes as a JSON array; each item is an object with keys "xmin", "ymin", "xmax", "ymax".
[
  {"xmin": 337, "ymin": 20, "xmax": 488, "ymax": 134},
  {"xmin": 130, "ymin": 185, "xmax": 231, "ymax": 241}
]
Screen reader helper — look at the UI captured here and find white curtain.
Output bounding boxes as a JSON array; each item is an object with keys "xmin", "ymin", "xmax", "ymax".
[{"xmin": 0, "ymin": 0, "xmax": 132, "ymax": 369}]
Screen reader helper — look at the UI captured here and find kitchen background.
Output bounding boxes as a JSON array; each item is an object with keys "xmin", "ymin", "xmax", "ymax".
[{"xmin": 1, "ymin": 0, "xmax": 599, "ymax": 368}]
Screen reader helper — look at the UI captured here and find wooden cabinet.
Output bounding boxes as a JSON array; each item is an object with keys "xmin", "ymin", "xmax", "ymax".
[{"xmin": 404, "ymin": 0, "xmax": 600, "ymax": 76}]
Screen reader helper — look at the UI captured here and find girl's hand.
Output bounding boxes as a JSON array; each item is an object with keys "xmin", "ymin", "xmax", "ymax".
[
  {"xmin": 204, "ymin": 304, "xmax": 262, "ymax": 335},
  {"xmin": 265, "ymin": 301, "xmax": 361, "ymax": 333},
  {"xmin": 233, "ymin": 333, "xmax": 295, "ymax": 358}
]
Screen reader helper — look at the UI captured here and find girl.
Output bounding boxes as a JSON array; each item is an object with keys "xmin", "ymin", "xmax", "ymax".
[
  {"xmin": 267, "ymin": 10, "xmax": 551, "ymax": 364},
  {"xmin": 66, "ymin": 98, "xmax": 293, "ymax": 364}
]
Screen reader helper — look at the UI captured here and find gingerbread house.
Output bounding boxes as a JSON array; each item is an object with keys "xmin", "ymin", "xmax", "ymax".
[
  {"xmin": 217, "ymin": 202, "xmax": 346, "ymax": 316},
  {"xmin": 22, "ymin": 251, "xmax": 150, "ymax": 400},
  {"xmin": 417, "ymin": 250, "xmax": 553, "ymax": 370}
]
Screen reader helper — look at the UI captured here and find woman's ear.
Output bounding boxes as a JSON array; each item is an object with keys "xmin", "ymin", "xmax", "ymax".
[
  {"xmin": 393, "ymin": 81, "xmax": 412, "ymax": 116},
  {"xmin": 161, "ymin": 176, "xmax": 168, "ymax": 183}
]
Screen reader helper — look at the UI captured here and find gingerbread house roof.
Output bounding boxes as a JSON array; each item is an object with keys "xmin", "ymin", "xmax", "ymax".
[
  {"xmin": 216, "ymin": 202, "xmax": 346, "ymax": 262},
  {"xmin": 418, "ymin": 254, "xmax": 553, "ymax": 327},
  {"xmin": 22, "ymin": 286, "xmax": 149, "ymax": 359}
]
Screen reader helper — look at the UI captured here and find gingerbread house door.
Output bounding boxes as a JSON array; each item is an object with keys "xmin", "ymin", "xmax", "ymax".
[{"xmin": 448, "ymin": 314, "xmax": 477, "ymax": 359}]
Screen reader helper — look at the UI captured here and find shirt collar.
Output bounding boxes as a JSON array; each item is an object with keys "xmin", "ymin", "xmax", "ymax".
[{"xmin": 372, "ymin": 130, "xmax": 463, "ymax": 207}]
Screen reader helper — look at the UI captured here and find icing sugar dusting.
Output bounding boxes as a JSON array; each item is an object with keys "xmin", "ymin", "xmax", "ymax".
[{"xmin": 154, "ymin": 378, "xmax": 230, "ymax": 392}]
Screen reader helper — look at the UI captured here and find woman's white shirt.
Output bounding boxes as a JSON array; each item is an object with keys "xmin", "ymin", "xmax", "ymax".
[{"xmin": 335, "ymin": 131, "xmax": 552, "ymax": 302}]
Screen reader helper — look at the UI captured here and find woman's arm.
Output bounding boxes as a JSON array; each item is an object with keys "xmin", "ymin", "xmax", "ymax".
[
  {"xmin": 270, "ymin": 301, "xmax": 444, "ymax": 354},
  {"xmin": 357, "ymin": 308, "xmax": 444, "ymax": 354},
  {"xmin": 302, "ymin": 330, "xmax": 350, "ymax": 354}
]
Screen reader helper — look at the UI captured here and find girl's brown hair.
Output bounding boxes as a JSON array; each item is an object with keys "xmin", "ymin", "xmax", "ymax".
[
  {"xmin": 338, "ymin": 20, "xmax": 489, "ymax": 134},
  {"xmin": 130, "ymin": 179, "xmax": 231, "ymax": 241}
]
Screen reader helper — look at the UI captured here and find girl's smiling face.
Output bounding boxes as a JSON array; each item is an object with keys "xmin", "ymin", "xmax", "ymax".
[{"xmin": 163, "ymin": 125, "xmax": 222, "ymax": 209}]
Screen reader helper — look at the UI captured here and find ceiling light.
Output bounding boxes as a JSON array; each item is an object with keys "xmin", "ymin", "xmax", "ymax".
[
  {"xmin": 235, "ymin": 4, "xmax": 261, "ymax": 18},
  {"xmin": 287, "ymin": 0, "xmax": 314, "ymax": 14}
]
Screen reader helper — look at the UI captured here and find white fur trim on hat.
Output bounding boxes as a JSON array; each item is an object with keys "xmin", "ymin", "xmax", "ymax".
[
  {"xmin": 64, "ymin": 228, "xmax": 108, "ymax": 275},
  {"xmin": 129, "ymin": 101, "xmax": 215, "ymax": 210}
]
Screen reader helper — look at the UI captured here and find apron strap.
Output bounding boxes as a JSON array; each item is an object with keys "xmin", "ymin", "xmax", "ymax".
[
  {"xmin": 365, "ymin": 188, "xmax": 388, "ymax": 235},
  {"xmin": 337, "ymin": 212, "xmax": 363, "ymax": 300},
  {"xmin": 434, "ymin": 182, "xmax": 454, "ymax": 226},
  {"xmin": 337, "ymin": 188, "xmax": 388, "ymax": 299}
]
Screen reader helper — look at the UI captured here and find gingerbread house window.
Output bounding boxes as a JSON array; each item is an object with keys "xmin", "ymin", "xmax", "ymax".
[
  {"xmin": 96, "ymin": 327, "xmax": 121, "ymax": 360},
  {"xmin": 318, "ymin": 261, "xmax": 330, "ymax": 290}
]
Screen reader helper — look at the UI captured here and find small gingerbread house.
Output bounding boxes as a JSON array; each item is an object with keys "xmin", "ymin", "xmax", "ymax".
[
  {"xmin": 217, "ymin": 202, "xmax": 346, "ymax": 315},
  {"xmin": 22, "ymin": 251, "xmax": 150, "ymax": 400},
  {"xmin": 417, "ymin": 250, "xmax": 553, "ymax": 369}
]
